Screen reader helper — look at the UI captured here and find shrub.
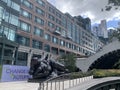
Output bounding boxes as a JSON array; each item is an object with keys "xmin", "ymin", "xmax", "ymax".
[{"xmin": 92, "ymin": 69, "xmax": 120, "ymax": 78}]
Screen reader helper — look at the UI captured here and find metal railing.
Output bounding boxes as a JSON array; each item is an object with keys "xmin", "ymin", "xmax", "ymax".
[{"xmin": 38, "ymin": 73, "xmax": 93, "ymax": 90}]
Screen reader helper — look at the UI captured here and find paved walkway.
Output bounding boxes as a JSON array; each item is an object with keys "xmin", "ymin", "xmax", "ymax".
[
  {"xmin": 0, "ymin": 81, "xmax": 39, "ymax": 90},
  {"xmin": 66, "ymin": 77, "xmax": 120, "ymax": 90}
]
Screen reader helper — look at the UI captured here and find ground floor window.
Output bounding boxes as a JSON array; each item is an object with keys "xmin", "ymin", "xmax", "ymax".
[{"xmin": 16, "ymin": 51, "xmax": 28, "ymax": 66}]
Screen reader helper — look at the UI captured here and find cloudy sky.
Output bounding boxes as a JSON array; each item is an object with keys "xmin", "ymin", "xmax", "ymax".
[{"xmin": 47, "ymin": 0, "xmax": 120, "ymax": 28}]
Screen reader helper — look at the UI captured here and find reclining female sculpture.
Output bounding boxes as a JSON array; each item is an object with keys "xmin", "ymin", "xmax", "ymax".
[{"xmin": 29, "ymin": 54, "xmax": 67, "ymax": 79}]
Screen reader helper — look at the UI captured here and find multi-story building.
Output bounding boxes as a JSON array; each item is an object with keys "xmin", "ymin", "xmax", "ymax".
[
  {"xmin": 92, "ymin": 26, "xmax": 99, "ymax": 37},
  {"xmin": 92, "ymin": 20, "xmax": 108, "ymax": 39},
  {"xmin": 101, "ymin": 20, "xmax": 108, "ymax": 38},
  {"xmin": 74, "ymin": 16, "xmax": 91, "ymax": 31},
  {"xmin": 0, "ymin": 0, "xmax": 104, "ymax": 66}
]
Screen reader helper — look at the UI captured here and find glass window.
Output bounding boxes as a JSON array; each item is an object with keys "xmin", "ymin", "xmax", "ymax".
[
  {"xmin": 60, "ymin": 40, "xmax": 65, "ymax": 46},
  {"xmin": 56, "ymin": 12, "xmax": 61, "ymax": 18},
  {"xmin": 11, "ymin": 2, "xmax": 20, "ymax": 11},
  {"xmin": 32, "ymin": 40, "xmax": 43, "ymax": 49},
  {"xmin": 0, "ymin": 6, "xmax": 4, "ymax": 19},
  {"xmin": 51, "ymin": 47, "xmax": 58, "ymax": 55},
  {"xmin": 44, "ymin": 33, "xmax": 51, "ymax": 41},
  {"xmin": 61, "ymin": 30, "xmax": 66, "ymax": 37},
  {"xmin": 48, "ymin": 21, "xmax": 54, "ymax": 28},
  {"xmin": 7, "ymin": 0, "xmax": 20, "ymax": 11},
  {"xmin": 48, "ymin": 14, "xmax": 55, "ymax": 21},
  {"xmin": 4, "ymin": 12, "xmax": 18, "ymax": 26},
  {"xmin": 56, "ymin": 18, "xmax": 61, "ymax": 25},
  {"xmin": 10, "ymin": 14, "xmax": 19, "ymax": 26},
  {"xmin": 34, "ymin": 27, "xmax": 44, "ymax": 37},
  {"xmin": 36, "ymin": 0, "xmax": 45, "ymax": 7},
  {"xmin": 21, "ymin": 9, "xmax": 32, "ymax": 19},
  {"xmin": 49, "ymin": 7, "xmax": 55, "ymax": 14},
  {"xmin": 16, "ymin": 35, "xmax": 30, "ymax": 46},
  {"xmin": 35, "ymin": 16, "xmax": 44, "ymax": 25},
  {"xmin": 19, "ymin": 20, "xmax": 31, "ymax": 32},
  {"xmin": 36, "ymin": 7, "xmax": 45, "ymax": 16},
  {"xmin": 44, "ymin": 44, "xmax": 50, "ymax": 52},
  {"xmin": 52, "ymin": 36, "xmax": 58, "ymax": 44},
  {"xmin": 0, "ymin": 26, "xmax": 16, "ymax": 41},
  {"xmin": 56, "ymin": 26, "xmax": 61, "ymax": 31},
  {"xmin": 1, "ymin": 0, "xmax": 7, "ymax": 3},
  {"xmin": 17, "ymin": 52, "xmax": 28, "ymax": 66},
  {"xmin": 21, "ymin": 0, "xmax": 33, "ymax": 9}
]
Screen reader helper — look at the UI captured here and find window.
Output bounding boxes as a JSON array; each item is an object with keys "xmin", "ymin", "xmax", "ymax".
[
  {"xmin": 49, "ymin": 7, "xmax": 55, "ymax": 14},
  {"xmin": 1, "ymin": 0, "xmax": 7, "ymax": 3},
  {"xmin": 21, "ymin": 0, "xmax": 33, "ymax": 9},
  {"xmin": 0, "ymin": 26, "xmax": 16, "ymax": 41},
  {"xmin": 32, "ymin": 40, "xmax": 43, "ymax": 49},
  {"xmin": 44, "ymin": 33, "xmax": 51, "ymax": 41},
  {"xmin": 35, "ymin": 16, "xmax": 44, "ymax": 25},
  {"xmin": 51, "ymin": 47, "xmax": 58, "ymax": 55},
  {"xmin": 61, "ymin": 30, "xmax": 66, "ymax": 37},
  {"xmin": 52, "ymin": 36, "xmax": 58, "ymax": 44},
  {"xmin": 56, "ymin": 26, "xmax": 61, "ymax": 31},
  {"xmin": 4, "ymin": 12, "xmax": 19, "ymax": 26},
  {"xmin": 44, "ymin": 44, "xmax": 50, "ymax": 52},
  {"xmin": 36, "ymin": 0, "xmax": 45, "ymax": 7},
  {"xmin": 60, "ymin": 40, "xmax": 65, "ymax": 46},
  {"xmin": 19, "ymin": 21, "xmax": 31, "ymax": 32},
  {"xmin": 48, "ymin": 14, "xmax": 55, "ymax": 21},
  {"xmin": 36, "ymin": 7, "xmax": 45, "ymax": 16},
  {"xmin": 16, "ymin": 35, "xmax": 30, "ymax": 46},
  {"xmin": 21, "ymin": 9, "xmax": 32, "ymax": 19},
  {"xmin": 34, "ymin": 27, "xmax": 44, "ymax": 37},
  {"xmin": 48, "ymin": 21, "xmax": 54, "ymax": 28},
  {"xmin": 17, "ymin": 52, "xmax": 28, "ymax": 66},
  {"xmin": 0, "ymin": 6, "xmax": 4, "ymax": 19},
  {"xmin": 56, "ymin": 18, "xmax": 61, "ymax": 25},
  {"xmin": 7, "ymin": 0, "xmax": 20, "ymax": 11},
  {"xmin": 56, "ymin": 12, "xmax": 61, "ymax": 18},
  {"xmin": 9, "ymin": 14, "xmax": 19, "ymax": 26}
]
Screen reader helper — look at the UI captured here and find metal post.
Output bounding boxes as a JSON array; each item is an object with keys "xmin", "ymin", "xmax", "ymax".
[
  {"xmin": 55, "ymin": 80, "xmax": 56, "ymax": 90},
  {"xmin": 62, "ymin": 76, "xmax": 64, "ymax": 90},
  {"xmin": 59, "ymin": 79, "xmax": 60, "ymax": 90},
  {"xmin": 76, "ymin": 78, "xmax": 77, "ymax": 85},
  {"xmin": 50, "ymin": 81, "xmax": 52, "ymax": 90},
  {"xmin": 39, "ymin": 83, "xmax": 42, "ymax": 90},
  {"xmin": 46, "ymin": 81, "xmax": 48, "ymax": 90},
  {"xmin": 43, "ymin": 82, "xmax": 44, "ymax": 90}
]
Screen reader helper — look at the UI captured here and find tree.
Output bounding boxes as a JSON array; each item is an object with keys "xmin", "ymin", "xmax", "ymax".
[
  {"xmin": 108, "ymin": 28, "xmax": 120, "ymax": 42},
  {"xmin": 113, "ymin": 59, "xmax": 120, "ymax": 69},
  {"xmin": 102, "ymin": 0, "xmax": 120, "ymax": 11},
  {"xmin": 59, "ymin": 54, "xmax": 77, "ymax": 72}
]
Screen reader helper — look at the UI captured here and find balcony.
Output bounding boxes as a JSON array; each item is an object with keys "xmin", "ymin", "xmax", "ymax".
[
  {"xmin": 53, "ymin": 30, "xmax": 61, "ymax": 35},
  {"xmin": 66, "ymin": 34, "xmax": 72, "ymax": 40}
]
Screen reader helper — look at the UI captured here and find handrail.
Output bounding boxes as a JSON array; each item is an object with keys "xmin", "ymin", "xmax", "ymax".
[{"xmin": 38, "ymin": 72, "xmax": 93, "ymax": 90}]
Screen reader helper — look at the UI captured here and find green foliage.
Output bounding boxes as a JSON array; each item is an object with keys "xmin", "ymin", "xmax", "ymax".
[
  {"xmin": 92, "ymin": 69, "xmax": 120, "ymax": 78},
  {"xmin": 105, "ymin": 0, "xmax": 120, "ymax": 11},
  {"xmin": 70, "ymin": 71, "xmax": 92, "ymax": 79},
  {"xmin": 109, "ymin": 28, "xmax": 120, "ymax": 42},
  {"xmin": 59, "ymin": 54, "xmax": 76, "ymax": 72},
  {"xmin": 62, "ymin": 69, "xmax": 120, "ymax": 79},
  {"xmin": 113, "ymin": 59, "xmax": 120, "ymax": 69}
]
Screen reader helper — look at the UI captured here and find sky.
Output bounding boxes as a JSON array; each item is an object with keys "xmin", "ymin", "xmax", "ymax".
[{"xmin": 47, "ymin": 0, "xmax": 120, "ymax": 29}]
